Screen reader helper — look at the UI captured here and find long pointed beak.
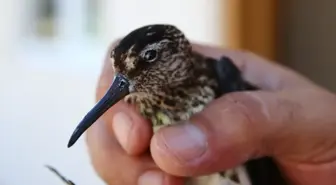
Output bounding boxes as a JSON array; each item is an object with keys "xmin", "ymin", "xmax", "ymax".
[{"xmin": 67, "ymin": 73, "xmax": 130, "ymax": 148}]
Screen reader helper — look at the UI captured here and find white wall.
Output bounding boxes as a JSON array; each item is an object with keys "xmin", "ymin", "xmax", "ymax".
[
  {"xmin": 101, "ymin": 0, "xmax": 223, "ymax": 46},
  {"xmin": 0, "ymin": 1, "xmax": 225, "ymax": 185},
  {"xmin": 0, "ymin": 0, "xmax": 26, "ymax": 63}
]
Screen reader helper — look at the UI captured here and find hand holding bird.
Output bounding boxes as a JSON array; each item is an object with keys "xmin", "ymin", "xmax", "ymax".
[{"xmin": 78, "ymin": 25, "xmax": 336, "ymax": 185}]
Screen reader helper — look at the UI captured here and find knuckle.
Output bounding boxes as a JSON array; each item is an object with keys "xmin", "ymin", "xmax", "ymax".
[
  {"xmin": 220, "ymin": 92, "xmax": 265, "ymax": 152},
  {"xmin": 221, "ymin": 92, "xmax": 257, "ymax": 122}
]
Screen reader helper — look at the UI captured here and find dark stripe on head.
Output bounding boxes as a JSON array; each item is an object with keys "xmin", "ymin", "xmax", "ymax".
[{"xmin": 114, "ymin": 24, "xmax": 174, "ymax": 62}]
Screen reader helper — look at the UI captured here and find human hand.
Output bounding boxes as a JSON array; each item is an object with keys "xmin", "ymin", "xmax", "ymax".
[{"xmin": 86, "ymin": 41, "xmax": 336, "ymax": 185}]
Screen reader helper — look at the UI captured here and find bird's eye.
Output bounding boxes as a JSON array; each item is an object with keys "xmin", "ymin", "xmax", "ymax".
[{"xmin": 144, "ymin": 50, "xmax": 157, "ymax": 62}]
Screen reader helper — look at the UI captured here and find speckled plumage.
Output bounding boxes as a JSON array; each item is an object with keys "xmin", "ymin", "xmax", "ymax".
[{"xmin": 110, "ymin": 24, "xmax": 256, "ymax": 185}]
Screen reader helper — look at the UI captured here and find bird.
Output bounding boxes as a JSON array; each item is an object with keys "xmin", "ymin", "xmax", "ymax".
[{"xmin": 67, "ymin": 24, "xmax": 287, "ymax": 185}]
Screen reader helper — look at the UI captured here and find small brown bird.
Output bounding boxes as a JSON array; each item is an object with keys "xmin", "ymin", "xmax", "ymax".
[{"xmin": 67, "ymin": 24, "xmax": 286, "ymax": 185}]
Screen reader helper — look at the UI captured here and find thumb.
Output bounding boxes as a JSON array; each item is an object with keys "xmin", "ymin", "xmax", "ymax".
[{"xmin": 149, "ymin": 90, "xmax": 301, "ymax": 177}]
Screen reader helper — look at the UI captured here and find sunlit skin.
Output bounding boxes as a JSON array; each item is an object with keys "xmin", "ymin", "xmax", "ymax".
[{"xmin": 86, "ymin": 41, "xmax": 336, "ymax": 185}]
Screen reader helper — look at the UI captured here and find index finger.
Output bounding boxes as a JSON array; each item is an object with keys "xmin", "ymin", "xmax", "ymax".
[
  {"xmin": 192, "ymin": 43, "xmax": 319, "ymax": 90},
  {"xmin": 95, "ymin": 40, "xmax": 118, "ymax": 95},
  {"xmin": 94, "ymin": 40, "xmax": 153, "ymax": 155}
]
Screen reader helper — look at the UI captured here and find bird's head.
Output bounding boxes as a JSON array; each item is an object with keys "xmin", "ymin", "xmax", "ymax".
[
  {"xmin": 67, "ymin": 24, "xmax": 193, "ymax": 147},
  {"xmin": 111, "ymin": 24, "xmax": 193, "ymax": 92}
]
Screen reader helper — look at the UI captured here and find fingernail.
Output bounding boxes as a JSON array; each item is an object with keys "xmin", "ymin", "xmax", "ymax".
[
  {"xmin": 138, "ymin": 171, "xmax": 164, "ymax": 185},
  {"xmin": 113, "ymin": 112, "xmax": 132, "ymax": 150},
  {"xmin": 160, "ymin": 123, "xmax": 207, "ymax": 162}
]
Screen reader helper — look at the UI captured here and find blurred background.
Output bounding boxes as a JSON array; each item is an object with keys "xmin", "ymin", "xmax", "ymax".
[{"xmin": 0, "ymin": 0, "xmax": 335, "ymax": 185}]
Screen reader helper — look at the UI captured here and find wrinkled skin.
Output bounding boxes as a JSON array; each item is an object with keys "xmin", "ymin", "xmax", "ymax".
[{"xmin": 86, "ymin": 40, "xmax": 336, "ymax": 185}]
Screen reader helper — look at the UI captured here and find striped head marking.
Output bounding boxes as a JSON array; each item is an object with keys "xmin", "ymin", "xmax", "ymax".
[{"xmin": 110, "ymin": 24, "xmax": 192, "ymax": 92}]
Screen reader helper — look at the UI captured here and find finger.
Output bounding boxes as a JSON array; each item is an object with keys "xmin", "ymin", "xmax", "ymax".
[
  {"xmin": 86, "ymin": 118, "xmax": 185, "ymax": 185},
  {"xmin": 192, "ymin": 42, "xmax": 319, "ymax": 90},
  {"xmin": 224, "ymin": 51, "xmax": 319, "ymax": 91},
  {"xmin": 87, "ymin": 91, "xmax": 185, "ymax": 184},
  {"xmin": 109, "ymin": 101, "xmax": 153, "ymax": 155},
  {"xmin": 150, "ymin": 89, "xmax": 336, "ymax": 176},
  {"xmin": 86, "ymin": 119, "xmax": 153, "ymax": 184},
  {"xmin": 95, "ymin": 40, "xmax": 152, "ymax": 155},
  {"xmin": 150, "ymin": 91, "xmax": 265, "ymax": 177},
  {"xmin": 95, "ymin": 40, "xmax": 119, "ymax": 92}
]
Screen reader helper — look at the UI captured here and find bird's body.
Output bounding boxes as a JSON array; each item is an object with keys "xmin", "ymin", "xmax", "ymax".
[
  {"xmin": 123, "ymin": 51, "xmax": 217, "ymax": 130},
  {"xmin": 110, "ymin": 24, "xmax": 256, "ymax": 185}
]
